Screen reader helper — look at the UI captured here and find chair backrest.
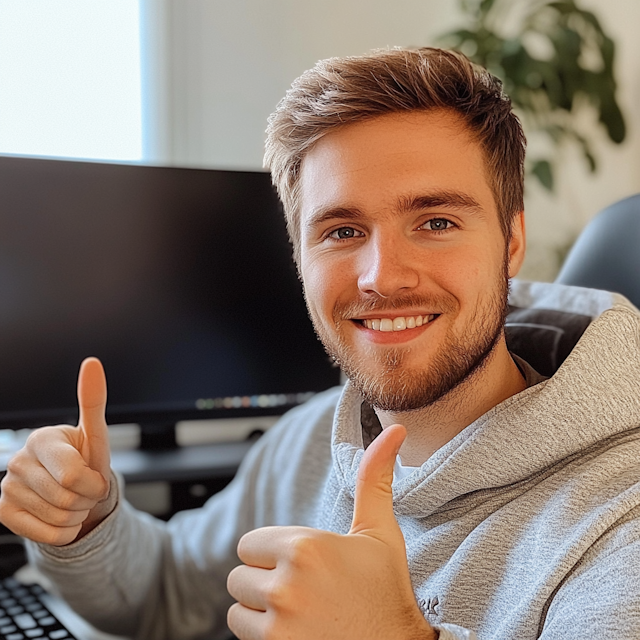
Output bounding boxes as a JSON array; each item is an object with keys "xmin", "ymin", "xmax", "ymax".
[
  {"xmin": 505, "ymin": 306, "xmax": 592, "ymax": 377},
  {"xmin": 555, "ymin": 194, "xmax": 640, "ymax": 308}
]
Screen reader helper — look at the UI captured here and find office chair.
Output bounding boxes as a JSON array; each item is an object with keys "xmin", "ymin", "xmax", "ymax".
[
  {"xmin": 555, "ymin": 193, "xmax": 640, "ymax": 308},
  {"xmin": 503, "ymin": 194, "xmax": 639, "ymax": 376}
]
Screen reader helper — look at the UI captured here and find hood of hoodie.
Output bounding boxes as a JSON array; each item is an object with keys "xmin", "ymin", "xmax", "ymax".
[{"xmin": 331, "ymin": 280, "xmax": 640, "ymax": 518}]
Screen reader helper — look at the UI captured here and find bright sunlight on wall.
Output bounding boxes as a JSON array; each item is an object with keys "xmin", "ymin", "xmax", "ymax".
[{"xmin": 0, "ymin": 0, "xmax": 142, "ymax": 161}]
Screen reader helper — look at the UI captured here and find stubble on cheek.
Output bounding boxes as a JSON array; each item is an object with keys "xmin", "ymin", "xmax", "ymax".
[{"xmin": 303, "ymin": 263, "xmax": 510, "ymax": 413}]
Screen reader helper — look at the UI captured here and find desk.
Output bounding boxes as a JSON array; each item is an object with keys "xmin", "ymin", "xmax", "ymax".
[
  {"xmin": 112, "ymin": 440, "xmax": 253, "ymax": 518},
  {"xmin": 111, "ymin": 440, "xmax": 252, "ymax": 484}
]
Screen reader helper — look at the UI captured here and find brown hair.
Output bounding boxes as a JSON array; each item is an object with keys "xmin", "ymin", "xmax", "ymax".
[{"xmin": 264, "ymin": 47, "xmax": 525, "ymax": 262}]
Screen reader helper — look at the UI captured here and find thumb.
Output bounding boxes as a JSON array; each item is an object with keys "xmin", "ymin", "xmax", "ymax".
[
  {"xmin": 77, "ymin": 357, "xmax": 111, "ymax": 480},
  {"xmin": 350, "ymin": 423, "xmax": 406, "ymax": 538}
]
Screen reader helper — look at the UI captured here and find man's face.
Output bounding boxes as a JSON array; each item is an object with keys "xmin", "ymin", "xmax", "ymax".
[{"xmin": 298, "ymin": 110, "xmax": 524, "ymax": 412}]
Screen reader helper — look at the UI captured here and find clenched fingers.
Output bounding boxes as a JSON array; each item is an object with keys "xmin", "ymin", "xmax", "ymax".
[
  {"xmin": 25, "ymin": 427, "xmax": 108, "ymax": 500},
  {"xmin": 0, "ymin": 478, "xmax": 90, "ymax": 528},
  {"xmin": 0, "ymin": 500, "xmax": 83, "ymax": 546},
  {"xmin": 6, "ymin": 453, "xmax": 99, "ymax": 511},
  {"xmin": 237, "ymin": 526, "xmax": 319, "ymax": 569},
  {"xmin": 227, "ymin": 603, "xmax": 268, "ymax": 640},
  {"xmin": 227, "ymin": 565, "xmax": 273, "ymax": 612}
]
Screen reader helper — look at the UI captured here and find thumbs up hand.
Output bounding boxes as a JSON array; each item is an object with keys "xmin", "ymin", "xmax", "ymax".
[
  {"xmin": 227, "ymin": 424, "xmax": 436, "ymax": 640},
  {"xmin": 0, "ymin": 358, "xmax": 113, "ymax": 546}
]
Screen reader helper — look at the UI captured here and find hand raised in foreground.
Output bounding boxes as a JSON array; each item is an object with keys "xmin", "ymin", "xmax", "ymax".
[
  {"xmin": 0, "ymin": 357, "xmax": 113, "ymax": 546},
  {"xmin": 226, "ymin": 424, "xmax": 436, "ymax": 640}
]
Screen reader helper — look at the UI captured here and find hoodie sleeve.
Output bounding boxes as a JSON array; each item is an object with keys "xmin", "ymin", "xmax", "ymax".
[
  {"xmin": 25, "ymin": 391, "xmax": 338, "ymax": 640},
  {"xmin": 434, "ymin": 623, "xmax": 478, "ymax": 639}
]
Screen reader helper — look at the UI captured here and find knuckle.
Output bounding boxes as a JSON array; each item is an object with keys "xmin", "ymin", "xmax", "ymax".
[
  {"xmin": 0, "ymin": 472, "xmax": 29, "ymax": 507},
  {"xmin": 0, "ymin": 486, "xmax": 20, "ymax": 522},
  {"xmin": 6, "ymin": 452, "xmax": 28, "ymax": 477},
  {"xmin": 265, "ymin": 582, "xmax": 291, "ymax": 611},
  {"xmin": 55, "ymin": 491, "xmax": 87, "ymax": 512},
  {"xmin": 287, "ymin": 533, "xmax": 320, "ymax": 569},
  {"xmin": 0, "ymin": 469, "xmax": 15, "ymax": 493},
  {"xmin": 51, "ymin": 508, "xmax": 87, "ymax": 528},
  {"xmin": 26, "ymin": 426, "xmax": 53, "ymax": 450},
  {"xmin": 27, "ymin": 425, "xmax": 72, "ymax": 454},
  {"xmin": 57, "ymin": 467, "xmax": 84, "ymax": 491}
]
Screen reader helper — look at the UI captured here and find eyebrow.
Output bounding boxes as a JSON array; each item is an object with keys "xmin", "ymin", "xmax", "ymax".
[
  {"xmin": 304, "ymin": 189, "xmax": 484, "ymax": 231},
  {"xmin": 397, "ymin": 191, "xmax": 484, "ymax": 215},
  {"xmin": 304, "ymin": 206, "xmax": 366, "ymax": 232}
]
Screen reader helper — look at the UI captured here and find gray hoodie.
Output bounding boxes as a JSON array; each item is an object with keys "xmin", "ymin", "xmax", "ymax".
[{"xmin": 28, "ymin": 281, "xmax": 640, "ymax": 639}]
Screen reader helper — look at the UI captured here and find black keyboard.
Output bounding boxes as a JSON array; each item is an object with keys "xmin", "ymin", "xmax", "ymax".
[{"xmin": 0, "ymin": 577, "xmax": 76, "ymax": 640}]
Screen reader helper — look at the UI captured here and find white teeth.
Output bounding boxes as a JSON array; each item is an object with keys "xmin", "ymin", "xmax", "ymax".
[
  {"xmin": 380, "ymin": 318, "xmax": 394, "ymax": 332},
  {"xmin": 362, "ymin": 314, "xmax": 437, "ymax": 332}
]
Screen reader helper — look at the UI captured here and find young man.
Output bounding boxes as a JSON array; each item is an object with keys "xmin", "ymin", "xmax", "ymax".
[{"xmin": 1, "ymin": 48, "xmax": 640, "ymax": 640}]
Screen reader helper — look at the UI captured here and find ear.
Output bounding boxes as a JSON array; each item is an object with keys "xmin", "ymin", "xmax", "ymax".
[{"xmin": 507, "ymin": 211, "xmax": 526, "ymax": 278}]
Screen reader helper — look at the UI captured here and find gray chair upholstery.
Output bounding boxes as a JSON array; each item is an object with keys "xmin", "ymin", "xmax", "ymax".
[
  {"xmin": 505, "ymin": 306, "xmax": 592, "ymax": 377},
  {"xmin": 555, "ymin": 193, "xmax": 640, "ymax": 308}
]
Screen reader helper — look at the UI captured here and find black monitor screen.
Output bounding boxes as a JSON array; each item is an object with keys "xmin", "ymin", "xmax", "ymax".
[{"xmin": 0, "ymin": 155, "xmax": 340, "ymax": 429}]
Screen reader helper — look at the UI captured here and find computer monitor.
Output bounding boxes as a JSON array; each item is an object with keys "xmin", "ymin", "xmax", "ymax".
[{"xmin": 0, "ymin": 155, "xmax": 340, "ymax": 445}]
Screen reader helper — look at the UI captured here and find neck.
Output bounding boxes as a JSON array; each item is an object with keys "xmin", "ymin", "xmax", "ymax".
[{"xmin": 375, "ymin": 337, "xmax": 527, "ymax": 466}]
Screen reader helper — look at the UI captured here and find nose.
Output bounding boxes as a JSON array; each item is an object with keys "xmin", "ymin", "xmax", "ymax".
[{"xmin": 357, "ymin": 233, "xmax": 420, "ymax": 298}]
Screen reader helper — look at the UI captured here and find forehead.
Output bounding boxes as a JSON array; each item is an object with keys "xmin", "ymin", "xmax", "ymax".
[{"xmin": 299, "ymin": 110, "xmax": 496, "ymax": 221}]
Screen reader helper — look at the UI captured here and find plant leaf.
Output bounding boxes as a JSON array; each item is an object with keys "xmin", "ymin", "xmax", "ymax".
[
  {"xmin": 435, "ymin": 0, "xmax": 627, "ymax": 181},
  {"xmin": 479, "ymin": 0, "xmax": 498, "ymax": 17},
  {"xmin": 569, "ymin": 131, "xmax": 598, "ymax": 171},
  {"xmin": 531, "ymin": 159, "xmax": 554, "ymax": 191},
  {"xmin": 599, "ymin": 97, "xmax": 627, "ymax": 143},
  {"xmin": 438, "ymin": 28, "xmax": 482, "ymax": 44}
]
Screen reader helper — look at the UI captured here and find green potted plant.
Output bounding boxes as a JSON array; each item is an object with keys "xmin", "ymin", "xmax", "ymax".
[{"xmin": 438, "ymin": 0, "xmax": 626, "ymax": 190}]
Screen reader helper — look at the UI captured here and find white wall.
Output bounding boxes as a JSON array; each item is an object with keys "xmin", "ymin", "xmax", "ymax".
[
  {"xmin": 153, "ymin": 0, "xmax": 461, "ymax": 168},
  {"xmin": 150, "ymin": 0, "xmax": 640, "ymax": 281}
]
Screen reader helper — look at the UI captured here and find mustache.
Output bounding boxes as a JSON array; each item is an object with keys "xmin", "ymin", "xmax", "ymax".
[{"xmin": 333, "ymin": 293, "xmax": 457, "ymax": 322}]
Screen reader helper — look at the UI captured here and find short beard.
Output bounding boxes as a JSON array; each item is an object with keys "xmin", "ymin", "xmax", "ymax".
[{"xmin": 306, "ymin": 262, "xmax": 510, "ymax": 413}]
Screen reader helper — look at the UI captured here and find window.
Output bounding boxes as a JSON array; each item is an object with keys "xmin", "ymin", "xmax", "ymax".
[{"xmin": 0, "ymin": 0, "xmax": 142, "ymax": 161}]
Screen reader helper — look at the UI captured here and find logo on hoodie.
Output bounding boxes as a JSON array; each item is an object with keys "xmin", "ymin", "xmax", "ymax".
[{"xmin": 418, "ymin": 595, "xmax": 440, "ymax": 619}]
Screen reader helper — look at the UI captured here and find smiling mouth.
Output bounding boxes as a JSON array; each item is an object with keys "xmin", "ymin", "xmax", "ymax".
[{"xmin": 355, "ymin": 314, "xmax": 439, "ymax": 332}]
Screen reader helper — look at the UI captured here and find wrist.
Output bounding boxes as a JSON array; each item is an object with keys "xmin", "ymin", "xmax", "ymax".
[
  {"xmin": 418, "ymin": 626, "xmax": 438, "ymax": 640},
  {"xmin": 400, "ymin": 609, "xmax": 438, "ymax": 640},
  {"xmin": 75, "ymin": 470, "xmax": 118, "ymax": 541}
]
